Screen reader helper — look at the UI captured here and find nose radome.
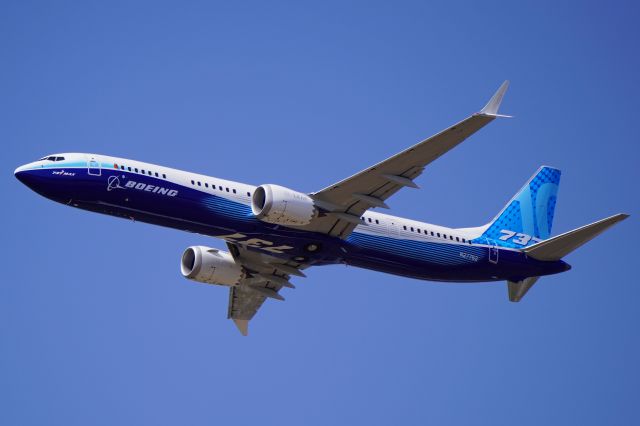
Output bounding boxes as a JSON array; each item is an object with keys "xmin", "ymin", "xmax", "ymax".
[{"xmin": 14, "ymin": 164, "xmax": 29, "ymax": 178}]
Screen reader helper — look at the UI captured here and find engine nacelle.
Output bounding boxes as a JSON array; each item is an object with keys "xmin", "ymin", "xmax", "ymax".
[
  {"xmin": 180, "ymin": 246, "xmax": 244, "ymax": 286},
  {"xmin": 251, "ymin": 184, "xmax": 317, "ymax": 226}
]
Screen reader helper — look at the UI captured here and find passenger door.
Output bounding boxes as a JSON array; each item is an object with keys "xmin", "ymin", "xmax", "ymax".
[{"xmin": 88, "ymin": 156, "xmax": 101, "ymax": 176}]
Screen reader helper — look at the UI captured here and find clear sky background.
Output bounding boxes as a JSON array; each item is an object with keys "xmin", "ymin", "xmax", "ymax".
[{"xmin": 2, "ymin": 1, "xmax": 639, "ymax": 425}]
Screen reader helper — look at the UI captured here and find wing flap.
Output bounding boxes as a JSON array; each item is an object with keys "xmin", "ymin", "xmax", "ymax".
[{"xmin": 224, "ymin": 242, "xmax": 307, "ymax": 335}]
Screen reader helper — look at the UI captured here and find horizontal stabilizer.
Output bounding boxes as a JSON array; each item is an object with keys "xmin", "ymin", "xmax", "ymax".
[
  {"xmin": 507, "ymin": 276, "xmax": 540, "ymax": 302},
  {"xmin": 525, "ymin": 213, "xmax": 629, "ymax": 261}
]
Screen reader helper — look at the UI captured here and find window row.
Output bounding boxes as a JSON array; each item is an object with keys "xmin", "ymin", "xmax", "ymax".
[
  {"xmin": 402, "ymin": 225, "xmax": 470, "ymax": 244},
  {"xmin": 361, "ymin": 216, "xmax": 380, "ymax": 225},
  {"xmin": 190, "ymin": 180, "xmax": 251, "ymax": 197},
  {"xmin": 115, "ymin": 163, "xmax": 167, "ymax": 179}
]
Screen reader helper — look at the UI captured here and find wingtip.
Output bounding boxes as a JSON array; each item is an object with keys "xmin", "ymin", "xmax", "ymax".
[
  {"xmin": 479, "ymin": 80, "xmax": 510, "ymax": 116},
  {"xmin": 233, "ymin": 319, "xmax": 249, "ymax": 336}
]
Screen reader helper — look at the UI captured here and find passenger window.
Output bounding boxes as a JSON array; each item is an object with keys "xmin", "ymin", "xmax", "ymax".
[
  {"xmin": 410, "ymin": 227, "xmax": 414, "ymax": 232},
  {"xmin": 450, "ymin": 236, "xmax": 453, "ymax": 240},
  {"xmin": 417, "ymin": 229, "xmax": 421, "ymax": 233},
  {"xmin": 368, "ymin": 218, "xmax": 372, "ymax": 223},
  {"xmin": 197, "ymin": 182, "xmax": 202, "ymax": 186},
  {"xmin": 403, "ymin": 226, "xmax": 407, "ymax": 230},
  {"xmin": 128, "ymin": 167, "xmax": 132, "ymax": 171},
  {"xmin": 135, "ymin": 168, "xmax": 138, "ymax": 173},
  {"xmin": 375, "ymin": 219, "xmax": 379, "ymax": 224},
  {"xmin": 163, "ymin": 174, "xmax": 167, "ymax": 179},
  {"xmin": 233, "ymin": 189, "xmax": 237, "ymax": 194},
  {"xmin": 456, "ymin": 237, "xmax": 460, "ymax": 242},
  {"xmin": 205, "ymin": 183, "xmax": 209, "ymax": 188},
  {"xmin": 431, "ymin": 231, "xmax": 434, "ymax": 236},
  {"xmin": 191, "ymin": 180, "xmax": 194, "ymax": 185},
  {"xmin": 141, "ymin": 170, "xmax": 145, "ymax": 174},
  {"xmin": 437, "ymin": 233, "xmax": 441, "ymax": 238},
  {"xmin": 120, "ymin": 165, "xmax": 125, "ymax": 170},
  {"xmin": 219, "ymin": 186, "xmax": 223, "ymax": 190},
  {"xmin": 226, "ymin": 187, "xmax": 229, "ymax": 192},
  {"xmin": 247, "ymin": 192, "xmax": 251, "ymax": 197}
]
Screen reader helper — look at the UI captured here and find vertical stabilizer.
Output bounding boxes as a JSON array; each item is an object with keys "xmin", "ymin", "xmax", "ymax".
[{"xmin": 474, "ymin": 166, "xmax": 561, "ymax": 249}]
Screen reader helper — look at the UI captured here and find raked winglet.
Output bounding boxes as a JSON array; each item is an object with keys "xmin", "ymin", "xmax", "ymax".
[{"xmin": 479, "ymin": 80, "xmax": 512, "ymax": 117}]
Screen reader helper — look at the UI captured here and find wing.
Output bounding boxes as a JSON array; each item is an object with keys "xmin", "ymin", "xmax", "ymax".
[
  {"xmin": 225, "ymin": 242, "xmax": 308, "ymax": 335},
  {"xmin": 307, "ymin": 81, "xmax": 511, "ymax": 238}
]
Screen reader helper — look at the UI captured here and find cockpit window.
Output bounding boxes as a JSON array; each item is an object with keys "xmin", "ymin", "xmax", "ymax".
[
  {"xmin": 41, "ymin": 156, "xmax": 65, "ymax": 162},
  {"xmin": 55, "ymin": 156, "xmax": 65, "ymax": 161}
]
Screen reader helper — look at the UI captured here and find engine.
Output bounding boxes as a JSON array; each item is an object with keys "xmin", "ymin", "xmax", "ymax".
[
  {"xmin": 180, "ymin": 246, "xmax": 244, "ymax": 286},
  {"xmin": 251, "ymin": 184, "xmax": 317, "ymax": 226}
]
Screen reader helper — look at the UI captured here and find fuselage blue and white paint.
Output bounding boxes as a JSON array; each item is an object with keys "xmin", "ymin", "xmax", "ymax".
[{"xmin": 14, "ymin": 153, "xmax": 570, "ymax": 283}]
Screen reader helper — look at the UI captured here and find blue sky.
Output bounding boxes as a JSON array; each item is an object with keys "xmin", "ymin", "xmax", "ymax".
[{"xmin": 2, "ymin": 1, "xmax": 639, "ymax": 425}]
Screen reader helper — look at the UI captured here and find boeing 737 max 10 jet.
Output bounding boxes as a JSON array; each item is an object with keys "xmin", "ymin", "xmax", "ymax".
[{"xmin": 14, "ymin": 81, "xmax": 629, "ymax": 335}]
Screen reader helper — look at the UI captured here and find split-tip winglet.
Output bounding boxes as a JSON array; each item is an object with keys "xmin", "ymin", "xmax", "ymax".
[{"xmin": 479, "ymin": 80, "xmax": 512, "ymax": 117}]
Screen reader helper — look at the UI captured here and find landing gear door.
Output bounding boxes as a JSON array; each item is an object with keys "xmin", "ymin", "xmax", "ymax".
[
  {"xmin": 487, "ymin": 238, "xmax": 499, "ymax": 264},
  {"xmin": 88, "ymin": 156, "xmax": 101, "ymax": 176}
]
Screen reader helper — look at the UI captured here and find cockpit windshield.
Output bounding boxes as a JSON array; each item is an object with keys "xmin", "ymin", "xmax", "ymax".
[{"xmin": 39, "ymin": 156, "xmax": 65, "ymax": 162}]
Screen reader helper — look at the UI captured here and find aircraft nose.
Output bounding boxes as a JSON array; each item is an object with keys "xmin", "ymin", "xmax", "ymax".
[
  {"xmin": 14, "ymin": 163, "xmax": 44, "ymax": 190},
  {"xmin": 14, "ymin": 164, "xmax": 29, "ymax": 183},
  {"xmin": 14, "ymin": 162, "xmax": 62, "ymax": 200}
]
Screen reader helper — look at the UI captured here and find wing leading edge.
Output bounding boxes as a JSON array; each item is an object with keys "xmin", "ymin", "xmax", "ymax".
[{"xmin": 307, "ymin": 81, "xmax": 511, "ymax": 238}]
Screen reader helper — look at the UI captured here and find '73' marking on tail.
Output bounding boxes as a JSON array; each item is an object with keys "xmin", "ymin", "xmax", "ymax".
[{"xmin": 499, "ymin": 230, "xmax": 542, "ymax": 246}]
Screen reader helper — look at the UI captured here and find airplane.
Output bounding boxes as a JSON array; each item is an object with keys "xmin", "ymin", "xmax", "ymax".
[{"xmin": 14, "ymin": 81, "xmax": 629, "ymax": 335}]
